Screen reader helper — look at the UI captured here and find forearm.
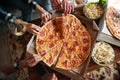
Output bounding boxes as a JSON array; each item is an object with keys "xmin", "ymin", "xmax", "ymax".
[
  {"xmin": 35, "ymin": 4, "xmax": 45, "ymax": 13},
  {"xmin": 24, "ymin": 0, "xmax": 45, "ymax": 13}
]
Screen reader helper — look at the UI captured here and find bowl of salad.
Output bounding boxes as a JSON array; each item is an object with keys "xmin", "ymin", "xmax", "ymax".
[
  {"xmin": 83, "ymin": 2, "xmax": 104, "ymax": 20},
  {"xmin": 91, "ymin": 41, "xmax": 115, "ymax": 66}
]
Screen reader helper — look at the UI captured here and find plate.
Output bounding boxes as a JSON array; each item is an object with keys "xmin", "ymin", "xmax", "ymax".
[{"xmin": 91, "ymin": 41, "xmax": 115, "ymax": 66}]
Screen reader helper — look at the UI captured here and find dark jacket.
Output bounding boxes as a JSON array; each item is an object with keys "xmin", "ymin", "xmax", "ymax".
[{"xmin": 0, "ymin": 0, "xmax": 38, "ymax": 23}]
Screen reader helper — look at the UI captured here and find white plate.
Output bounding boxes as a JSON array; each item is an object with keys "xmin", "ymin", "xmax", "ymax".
[{"xmin": 91, "ymin": 41, "xmax": 115, "ymax": 66}]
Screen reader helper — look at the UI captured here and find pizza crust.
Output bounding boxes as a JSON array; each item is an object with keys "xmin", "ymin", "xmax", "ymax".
[
  {"xmin": 106, "ymin": 7, "xmax": 120, "ymax": 40},
  {"xmin": 114, "ymin": 28, "xmax": 120, "ymax": 40},
  {"xmin": 36, "ymin": 14, "xmax": 91, "ymax": 70}
]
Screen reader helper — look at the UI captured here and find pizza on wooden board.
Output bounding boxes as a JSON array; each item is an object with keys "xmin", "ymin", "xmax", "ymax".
[
  {"xmin": 36, "ymin": 14, "xmax": 91, "ymax": 70},
  {"xmin": 106, "ymin": 6, "xmax": 120, "ymax": 40}
]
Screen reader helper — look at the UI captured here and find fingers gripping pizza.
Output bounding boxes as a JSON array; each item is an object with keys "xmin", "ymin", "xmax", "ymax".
[
  {"xmin": 106, "ymin": 7, "xmax": 120, "ymax": 40},
  {"xmin": 36, "ymin": 14, "xmax": 91, "ymax": 70}
]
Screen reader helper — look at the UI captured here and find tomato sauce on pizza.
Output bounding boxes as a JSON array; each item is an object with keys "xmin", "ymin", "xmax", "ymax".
[{"xmin": 36, "ymin": 14, "xmax": 91, "ymax": 70}]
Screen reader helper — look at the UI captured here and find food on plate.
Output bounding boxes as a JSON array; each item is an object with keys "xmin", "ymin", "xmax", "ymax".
[
  {"xmin": 92, "ymin": 42, "xmax": 115, "ymax": 66},
  {"xmin": 83, "ymin": 2, "xmax": 103, "ymax": 20},
  {"xmin": 106, "ymin": 6, "xmax": 120, "ymax": 40},
  {"xmin": 36, "ymin": 14, "xmax": 91, "ymax": 70}
]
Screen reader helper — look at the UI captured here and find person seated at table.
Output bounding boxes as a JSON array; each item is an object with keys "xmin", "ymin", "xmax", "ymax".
[
  {"xmin": 0, "ymin": 0, "xmax": 51, "ymax": 79},
  {"xmin": 0, "ymin": 0, "xmax": 74, "ymax": 35},
  {"xmin": 0, "ymin": 0, "xmax": 52, "ymax": 35}
]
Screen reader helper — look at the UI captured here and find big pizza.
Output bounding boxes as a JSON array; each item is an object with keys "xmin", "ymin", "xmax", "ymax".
[
  {"xmin": 106, "ymin": 6, "xmax": 120, "ymax": 40},
  {"xmin": 36, "ymin": 14, "xmax": 91, "ymax": 70}
]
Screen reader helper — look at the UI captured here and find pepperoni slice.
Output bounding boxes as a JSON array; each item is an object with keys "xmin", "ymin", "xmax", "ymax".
[
  {"xmin": 48, "ymin": 57, "xmax": 53, "ymax": 64},
  {"xmin": 40, "ymin": 50, "xmax": 46, "ymax": 56},
  {"xmin": 53, "ymin": 28, "xmax": 59, "ymax": 33},
  {"xmin": 48, "ymin": 34, "xmax": 54, "ymax": 39},
  {"xmin": 58, "ymin": 34, "xmax": 64, "ymax": 40},
  {"xmin": 83, "ymin": 38, "xmax": 89, "ymax": 43},
  {"xmin": 75, "ymin": 25, "xmax": 83, "ymax": 30},
  {"xmin": 39, "ymin": 31, "xmax": 45, "ymax": 37},
  {"xmin": 38, "ymin": 40, "xmax": 44, "ymax": 45},
  {"xmin": 59, "ymin": 52, "xmax": 63, "ymax": 57},
  {"xmin": 49, "ymin": 43, "xmax": 54, "ymax": 48},
  {"xmin": 71, "ymin": 60, "xmax": 76, "ymax": 67},
  {"xmin": 67, "ymin": 48, "xmax": 72, "ymax": 53},
  {"xmin": 83, "ymin": 47, "xmax": 88, "ymax": 52},
  {"xmin": 73, "ymin": 41, "xmax": 79, "ymax": 46},
  {"xmin": 71, "ymin": 31, "xmax": 76, "ymax": 36},
  {"xmin": 75, "ymin": 25, "xmax": 80, "ymax": 30},
  {"xmin": 63, "ymin": 42, "xmax": 68, "ymax": 47},
  {"xmin": 65, "ymin": 25, "xmax": 69, "ymax": 30},
  {"xmin": 78, "ymin": 54, "xmax": 82, "ymax": 59},
  {"xmin": 82, "ymin": 31, "xmax": 87, "ymax": 36},
  {"xmin": 62, "ymin": 61, "xmax": 67, "ymax": 67}
]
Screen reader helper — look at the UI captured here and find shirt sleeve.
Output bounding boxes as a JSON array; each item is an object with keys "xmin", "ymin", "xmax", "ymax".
[
  {"xmin": 23, "ymin": 0, "xmax": 38, "ymax": 9},
  {"xmin": 0, "ymin": 6, "xmax": 16, "ymax": 23}
]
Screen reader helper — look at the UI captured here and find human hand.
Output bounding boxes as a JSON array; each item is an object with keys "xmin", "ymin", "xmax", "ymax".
[
  {"xmin": 39, "ymin": 9, "xmax": 51, "ymax": 23},
  {"xmin": 25, "ymin": 23, "xmax": 41, "ymax": 35},
  {"xmin": 50, "ymin": 0, "xmax": 74, "ymax": 15},
  {"xmin": 62, "ymin": 0, "xmax": 74, "ymax": 15},
  {"xmin": 26, "ymin": 53, "xmax": 41, "ymax": 67},
  {"xmin": 10, "ymin": 19, "xmax": 41, "ymax": 35},
  {"xmin": 35, "ymin": 4, "xmax": 51, "ymax": 23},
  {"xmin": 50, "ymin": 0, "xmax": 62, "ymax": 11}
]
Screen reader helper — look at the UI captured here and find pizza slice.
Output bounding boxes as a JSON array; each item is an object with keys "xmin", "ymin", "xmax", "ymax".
[
  {"xmin": 41, "ymin": 42, "xmax": 63, "ymax": 67},
  {"xmin": 36, "ymin": 31, "xmax": 61, "ymax": 57},
  {"xmin": 106, "ymin": 7, "xmax": 120, "ymax": 40}
]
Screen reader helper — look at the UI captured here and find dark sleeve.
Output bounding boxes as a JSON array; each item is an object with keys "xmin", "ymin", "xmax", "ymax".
[
  {"xmin": 23, "ymin": 0, "xmax": 39, "ymax": 9},
  {"xmin": 0, "ymin": 6, "xmax": 16, "ymax": 23}
]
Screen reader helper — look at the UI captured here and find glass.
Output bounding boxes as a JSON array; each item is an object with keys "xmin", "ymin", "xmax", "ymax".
[{"xmin": 8, "ymin": 19, "xmax": 27, "ymax": 36}]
